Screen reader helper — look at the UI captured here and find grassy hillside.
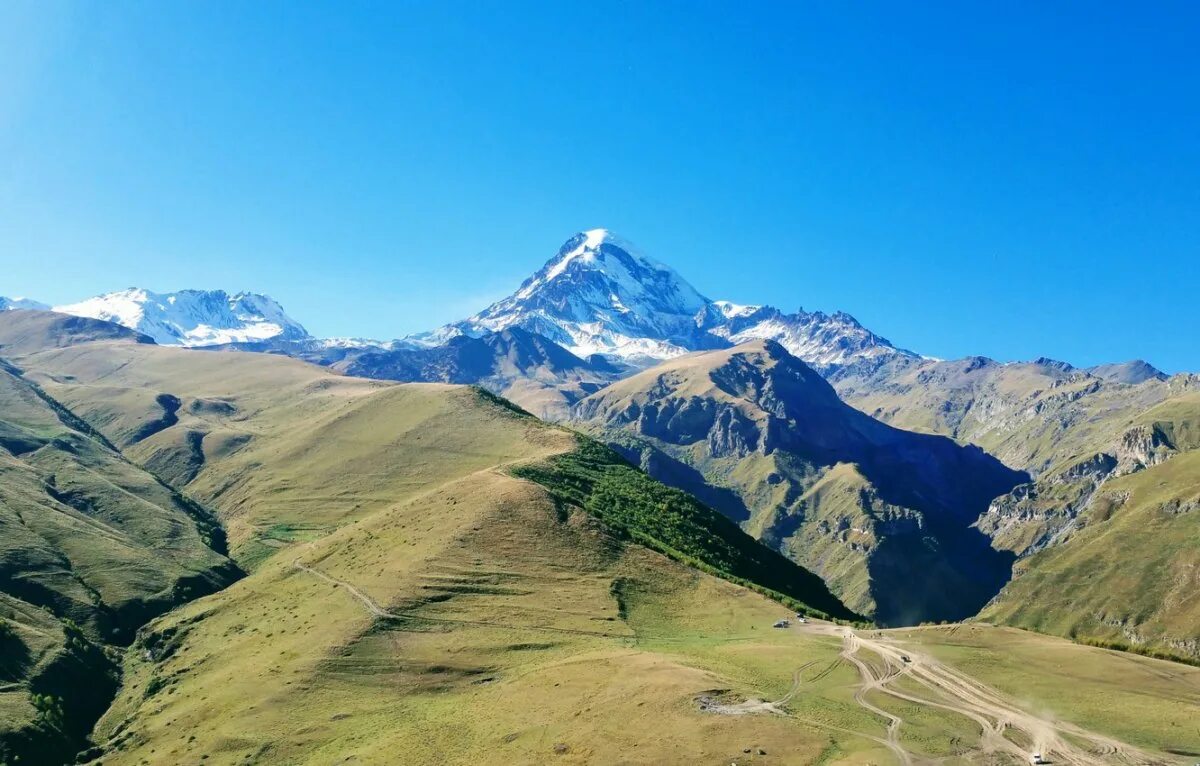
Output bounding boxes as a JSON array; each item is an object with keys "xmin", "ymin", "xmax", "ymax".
[
  {"xmin": 0, "ymin": 365, "xmax": 238, "ymax": 639},
  {"xmin": 0, "ymin": 595, "xmax": 119, "ymax": 766},
  {"xmin": 974, "ymin": 390, "xmax": 1200, "ymax": 553},
  {"xmin": 10, "ymin": 340, "xmax": 855, "ymax": 764},
  {"xmin": 511, "ymin": 436, "xmax": 857, "ymax": 620},
  {"xmin": 0, "ymin": 358, "xmax": 239, "ymax": 764},
  {"xmin": 73, "ymin": 374, "xmax": 1198, "ymax": 764},
  {"xmin": 5, "ymin": 312, "xmax": 1199, "ymax": 764},
  {"xmin": 968, "ymin": 390, "xmax": 1200, "ymax": 662},
  {"xmin": 982, "ymin": 449, "xmax": 1200, "ymax": 662},
  {"xmin": 12, "ymin": 325, "xmax": 848, "ymax": 620},
  {"xmin": 0, "ymin": 311, "xmax": 152, "ymax": 356},
  {"xmin": 838, "ymin": 351, "xmax": 1200, "ymax": 661}
]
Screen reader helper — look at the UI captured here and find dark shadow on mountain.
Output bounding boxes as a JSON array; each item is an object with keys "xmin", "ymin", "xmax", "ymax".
[{"xmin": 867, "ymin": 523, "xmax": 1016, "ymax": 627}]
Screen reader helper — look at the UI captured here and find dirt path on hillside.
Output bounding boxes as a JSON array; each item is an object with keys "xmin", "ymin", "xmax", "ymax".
[
  {"xmin": 295, "ymin": 552, "xmax": 1173, "ymax": 765},
  {"xmin": 800, "ymin": 622, "xmax": 1174, "ymax": 765},
  {"xmin": 293, "ymin": 560, "xmax": 639, "ymax": 639},
  {"xmin": 839, "ymin": 631, "xmax": 913, "ymax": 765}
]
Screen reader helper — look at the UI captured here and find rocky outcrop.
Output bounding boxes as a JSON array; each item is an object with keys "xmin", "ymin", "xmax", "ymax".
[
  {"xmin": 979, "ymin": 420, "xmax": 1188, "ymax": 557},
  {"xmin": 1114, "ymin": 424, "xmax": 1175, "ymax": 474},
  {"xmin": 835, "ymin": 356, "xmax": 1199, "ymax": 478}
]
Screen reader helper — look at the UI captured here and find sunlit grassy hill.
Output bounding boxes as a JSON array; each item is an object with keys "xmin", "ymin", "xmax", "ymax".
[
  {"xmin": 983, "ymin": 447, "xmax": 1200, "ymax": 662},
  {"xmin": 0, "ymin": 312, "xmax": 875, "ymax": 764},
  {"xmin": 0, "ymin": 339, "xmax": 238, "ymax": 764}
]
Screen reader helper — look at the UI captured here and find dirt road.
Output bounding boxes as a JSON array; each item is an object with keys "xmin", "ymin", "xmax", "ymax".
[
  {"xmin": 295, "ymin": 554, "xmax": 1176, "ymax": 765},
  {"xmin": 799, "ymin": 621, "xmax": 1174, "ymax": 765}
]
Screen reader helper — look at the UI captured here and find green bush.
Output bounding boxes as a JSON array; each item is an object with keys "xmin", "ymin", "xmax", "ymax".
[
  {"xmin": 1076, "ymin": 635, "xmax": 1200, "ymax": 667},
  {"xmin": 31, "ymin": 693, "xmax": 66, "ymax": 732}
]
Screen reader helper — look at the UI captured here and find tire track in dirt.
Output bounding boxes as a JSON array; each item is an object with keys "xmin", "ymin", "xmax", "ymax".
[{"xmin": 799, "ymin": 621, "xmax": 1175, "ymax": 765}]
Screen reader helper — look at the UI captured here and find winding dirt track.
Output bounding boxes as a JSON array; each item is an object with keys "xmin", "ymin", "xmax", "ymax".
[
  {"xmin": 801, "ymin": 622, "xmax": 1175, "ymax": 765},
  {"xmin": 295, "ymin": 557, "xmax": 1178, "ymax": 765},
  {"xmin": 839, "ymin": 631, "xmax": 912, "ymax": 765}
]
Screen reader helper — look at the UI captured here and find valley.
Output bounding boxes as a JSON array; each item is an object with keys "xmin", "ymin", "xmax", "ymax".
[
  {"xmin": 571, "ymin": 340, "xmax": 1025, "ymax": 624},
  {"xmin": 4, "ymin": 3, "xmax": 1196, "ymax": 762},
  {"xmin": 1, "ymin": 231, "xmax": 1197, "ymax": 765}
]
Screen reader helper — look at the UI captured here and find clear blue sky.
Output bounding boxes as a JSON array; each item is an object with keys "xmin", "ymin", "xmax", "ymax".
[{"xmin": 1, "ymin": 3, "xmax": 1197, "ymax": 370}]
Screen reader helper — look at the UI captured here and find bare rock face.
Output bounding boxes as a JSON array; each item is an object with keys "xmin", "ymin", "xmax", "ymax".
[
  {"xmin": 1114, "ymin": 424, "xmax": 1176, "ymax": 474},
  {"xmin": 979, "ymin": 420, "xmax": 1189, "ymax": 557},
  {"xmin": 707, "ymin": 407, "xmax": 761, "ymax": 457}
]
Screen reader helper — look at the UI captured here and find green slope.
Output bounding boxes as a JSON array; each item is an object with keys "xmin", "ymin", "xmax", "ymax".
[
  {"xmin": 972, "ymin": 391, "xmax": 1200, "ymax": 662},
  {"xmin": 0, "ymin": 359, "xmax": 239, "ymax": 764},
  {"xmin": 982, "ymin": 449, "xmax": 1200, "ymax": 662},
  {"xmin": 0, "ymin": 364, "xmax": 238, "ymax": 640},
  {"xmin": 0, "ymin": 595, "xmax": 118, "ymax": 766}
]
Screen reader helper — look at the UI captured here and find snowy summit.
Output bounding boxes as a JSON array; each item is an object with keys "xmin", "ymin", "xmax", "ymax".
[
  {"xmin": 0, "ymin": 296, "xmax": 51, "ymax": 311},
  {"xmin": 53, "ymin": 288, "xmax": 309, "ymax": 347},
  {"xmin": 413, "ymin": 229, "xmax": 914, "ymax": 370},
  {"xmin": 458, "ymin": 228, "xmax": 713, "ymax": 362}
]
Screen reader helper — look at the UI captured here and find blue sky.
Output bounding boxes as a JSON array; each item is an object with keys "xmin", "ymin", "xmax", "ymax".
[{"xmin": 1, "ymin": 3, "xmax": 1197, "ymax": 370}]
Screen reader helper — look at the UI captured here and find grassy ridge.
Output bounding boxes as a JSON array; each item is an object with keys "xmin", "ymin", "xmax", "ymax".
[
  {"xmin": 511, "ymin": 435, "xmax": 860, "ymax": 621},
  {"xmin": 982, "ymin": 449, "xmax": 1200, "ymax": 662},
  {"xmin": 0, "ymin": 360, "xmax": 240, "ymax": 765}
]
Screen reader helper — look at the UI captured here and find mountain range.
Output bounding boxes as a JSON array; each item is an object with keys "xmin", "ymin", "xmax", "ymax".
[
  {"xmin": 2, "ymin": 230, "xmax": 1199, "ymax": 764},
  {"xmin": 2, "ymin": 229, "xmax": 917, "ymax": 374},
  {"xmin": 573, "ymin": 340, "xmax": 1025, "ymax": 624},
  {"xmin": 5, "ymin": 231, "xmax": 1194, "ymax": 624},
  {"xmin": 1, "ymin": 289, "xmax": 308, "ymax": 347}
]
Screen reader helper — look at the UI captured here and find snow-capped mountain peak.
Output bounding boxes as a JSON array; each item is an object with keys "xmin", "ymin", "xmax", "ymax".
[
  {"xmin": 712, "ymin": 300, "xmax": 762, "ymax": 319},
  {"xmin": 53, "ymin": 288, "xmax": 309, "ymax": 347},
  {"xmin": 524, "ymin": 228, "xmax": 613, "ymax": 291},
  {"xmin": 410, "ymin": 229, "xmax": 916, "ymax": 372},
  {"xmin": 429, "ymin": 230, "xmax": 715, "ymax": 363},
  {"xmin": 0, "ymin": 296, "xmax": 51, "ymax": 311},
  {"xmin": 506, "ymin": 229, "xmax": 706, "ymax": 314}
]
